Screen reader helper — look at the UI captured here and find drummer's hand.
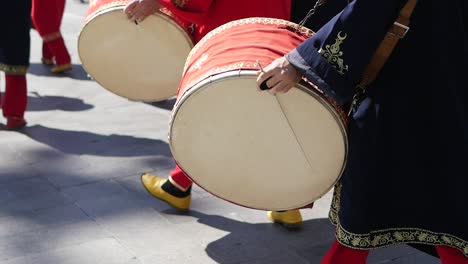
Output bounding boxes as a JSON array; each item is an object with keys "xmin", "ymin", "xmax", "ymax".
[
  {"xmin": 124, "ymin": 0, "xmax": 161, "ymax": 24},
  {"xmin": 256, "ymin": 57, "xmax": 301, "ymax": 95}
]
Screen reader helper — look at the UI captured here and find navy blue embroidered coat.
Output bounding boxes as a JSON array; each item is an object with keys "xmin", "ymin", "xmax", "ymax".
[
  {"xmin": 287, "ymin": 0, "xmax": 468, "ymax": 255},
  {"xmin": 0, "ymin": 0, "xmax": 31, "ymax": 75}
]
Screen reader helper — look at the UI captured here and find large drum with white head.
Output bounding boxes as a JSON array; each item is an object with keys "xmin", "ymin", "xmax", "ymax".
[
  {"xmin": 169, "ymin": 18, "xmax": 348, "ymax": 211},
  {"xmin": 78, "ymin": 0, "xmax": 193, "ymax": 102}
]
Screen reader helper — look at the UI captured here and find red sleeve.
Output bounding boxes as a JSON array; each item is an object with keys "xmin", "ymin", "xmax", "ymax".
[{"xmin": 159, "ymin": 0, "xmax": 213, "ymax": 24}]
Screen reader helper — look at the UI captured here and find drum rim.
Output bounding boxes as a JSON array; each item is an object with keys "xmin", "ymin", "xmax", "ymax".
[
  {"xmin": 169, "ymin": 70, "xmax": 349, "ymax": 211},
  {"xmin": 77, "ymin": 6, "xmax": 194, "ymax": 102}
]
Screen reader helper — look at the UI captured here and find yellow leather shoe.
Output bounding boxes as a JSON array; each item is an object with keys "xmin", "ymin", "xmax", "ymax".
[
  {"xmin": 267, "ymin": 209, "xmax": 303, "ymax": 229},
  {"xmin": 51, "ymin": 63, "xmax": 72, "ymax": 73},
  {"xmin": 140, "ymin": 173, "xmax": 191, "ymax": 211}
]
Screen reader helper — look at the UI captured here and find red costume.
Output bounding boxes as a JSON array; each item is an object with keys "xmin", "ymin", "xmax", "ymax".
[
  {"xmin": 1, "ymin": 0, "xmax": 31, "ymax": 129},
  {"xmin": 31, "ymin": 0, "xmax": 71, "ymax": 72},
  {"xmin": 161, "ymin": 0, "xmax": 290, "ymax": 42},
  {"xmin": 155, "ymin": 0, "xmax": 292, "ymax": 190}
]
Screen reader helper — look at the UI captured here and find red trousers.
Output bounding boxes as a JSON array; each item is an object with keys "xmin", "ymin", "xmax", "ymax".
[
  {"xmin": 1, "ymin": 75, "xmax": 27, "ymax": 119},
  {"xmin": 322, "ymin": 240, "xmax": 468, "ymax": 264},
  {"xmin": 31, "ymin": 0, "xmax": 70, "ymax": 65}
]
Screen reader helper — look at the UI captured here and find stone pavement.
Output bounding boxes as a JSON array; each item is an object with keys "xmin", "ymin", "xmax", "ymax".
[{"xmin": 0, "ymin": 1, "xmax": 440, "ymax": 263}]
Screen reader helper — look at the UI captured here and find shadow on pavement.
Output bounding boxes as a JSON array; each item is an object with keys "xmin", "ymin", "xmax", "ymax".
[
  {"xmin": 28, "ymin": 63, "xmax": 92, "ymax": 81},
  {"xmin": 21, "ymin": 124, "xmax": 171, "ymax": 157},
  {"xmin": 145, "ymin": 98, "xmax": 177, "ymax": 111},
  {"xmin": 0, "ymin": 159, "xmax": 440, "ymax": 264},
  {"xmin": 168, "ymin": 210, "xmax": 335, "ymax": 263},
  {"xmin": 27, "ymin": 94, "xmax": 94, "ymax": 112}
]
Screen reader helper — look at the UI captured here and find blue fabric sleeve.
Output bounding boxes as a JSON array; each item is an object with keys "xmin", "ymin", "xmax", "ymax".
[{"xmin": 286, "ymin": 0, "xmax": 404, "ymax": 105}]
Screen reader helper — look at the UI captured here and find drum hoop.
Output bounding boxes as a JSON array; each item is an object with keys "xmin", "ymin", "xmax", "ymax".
[
  {"xmin": 169, "ymin": 70, "xmax": 349, "ymax": 210},
  {"xmin": 77, "ymin": 6, "xmax": 194, "ymax": 101}
]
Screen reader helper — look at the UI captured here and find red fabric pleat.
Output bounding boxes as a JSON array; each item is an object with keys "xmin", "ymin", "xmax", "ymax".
[
  {"xmin": 31, "ymin": 0, "xmax": 65, "ymax": 35},
  {"xmin": 32, "ymin": 0, "xmax": 70, "ymax": 65},
  {"xmin": 436, "ymin": 245, "xmax": 468, "ymax": 264},
  {"xmin": 160, "ymin": 0, "xmax": 291, "ymax": 42}
]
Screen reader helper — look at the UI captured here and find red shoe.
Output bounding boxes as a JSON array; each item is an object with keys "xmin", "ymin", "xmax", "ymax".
[{"xmin": 6, "ymin": 116, "xmax": 27, "ymax": 130}]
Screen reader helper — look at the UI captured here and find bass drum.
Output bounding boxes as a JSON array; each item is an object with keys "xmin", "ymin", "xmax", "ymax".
[
  {"xmin": 169, "ymin": 18, "xmax": 348, "ymax": 211},
  {"xmin": 78, "ymin": 0, "xmax": 193, "ymax": 102}
]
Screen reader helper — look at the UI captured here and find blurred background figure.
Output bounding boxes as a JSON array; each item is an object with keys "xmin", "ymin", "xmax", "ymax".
[
  {"xmin": 31, "ymin": 0, "xmax": 72, "ymax": 73},
  {"xmin": 0, "ymin": 0, "xmax": 32, "ymax": 130}
]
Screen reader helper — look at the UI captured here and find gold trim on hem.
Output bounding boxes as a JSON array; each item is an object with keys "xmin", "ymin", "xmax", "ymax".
[
  {"xmin": 0, "ymin": 64, "xmax": 28, "ymax": 75},
  {"xmin": 329, "ymin": 182, "xmax": 468, "ymax": 257}
]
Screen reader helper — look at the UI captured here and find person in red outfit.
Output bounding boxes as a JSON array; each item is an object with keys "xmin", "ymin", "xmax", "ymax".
[
  {"xmin": 124, "ymin": 0, "xmax": 347, "ymax": 228},
  {"xmin": 129, "ymin": 0, "xmax": 290, "ymax": 43},
  {"xmin": 0, "ymin": 0, "xmax": 31, "ymax": 130},
  {"xmin": 31, "ymin": 0, "xmax": 72, "ymax": 73}
]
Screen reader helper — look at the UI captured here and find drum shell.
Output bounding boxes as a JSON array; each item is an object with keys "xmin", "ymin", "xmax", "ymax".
[{"xmin": 177, "ymin": 18, "xmax": 313, "ymax": 98}]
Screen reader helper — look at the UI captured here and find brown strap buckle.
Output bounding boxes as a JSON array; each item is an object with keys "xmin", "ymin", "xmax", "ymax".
[{"xmin": 391, "ymin": 22, "xmax": 410, "ymax": 39}]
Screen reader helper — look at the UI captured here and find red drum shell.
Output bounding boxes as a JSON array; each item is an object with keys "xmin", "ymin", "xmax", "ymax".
[{"xmin": 178, "ymin": 17, "xmax": 313, "ymax": 97}]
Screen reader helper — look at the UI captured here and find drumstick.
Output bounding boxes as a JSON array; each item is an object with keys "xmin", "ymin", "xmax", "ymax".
[
  {"xmin": 256, "ymin": 60, "xmax": 272, "ymax": 91},
  {"xmin": 258, "ymin": 60, "xmax": 317, "ymax": 179},
  {"xmin": 257, "ymin": 60, "xmax": 266, "ymax": 73}
]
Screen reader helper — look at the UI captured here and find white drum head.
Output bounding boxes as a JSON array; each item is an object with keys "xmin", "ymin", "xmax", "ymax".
[
  {"xmin": 78, "ymin": 7, "xmax": 193, "ymax": 102},
  {"xmin": 170, "ymin": 71, "xmax": 347, "ymax": 211}
]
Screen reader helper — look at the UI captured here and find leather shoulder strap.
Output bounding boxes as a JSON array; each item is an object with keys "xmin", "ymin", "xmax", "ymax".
[{"xmin": 358, "ymin": 0, "xmax": 418, "ymax": 89}]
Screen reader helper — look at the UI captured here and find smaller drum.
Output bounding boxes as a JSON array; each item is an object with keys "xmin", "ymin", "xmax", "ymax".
[
  {"xmin": 78, "ymin": 0, "xmax": 193, "ymax": 102},
  {"xmin": 169, "ymin": 18, "xmax": 348, "ymax": 211}
]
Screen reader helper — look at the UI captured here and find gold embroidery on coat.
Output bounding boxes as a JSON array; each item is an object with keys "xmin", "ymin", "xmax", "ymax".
[
  {"xmin": 0, "ymin": 64, "xmax": 28, "ymax": 75},
  {"xmin": 329, "ymin": 181, "xmax": 468, "ymax": 257},
  {"xmin": 319, "ymin": 31, "xmax": 349, "ymax": 75}
]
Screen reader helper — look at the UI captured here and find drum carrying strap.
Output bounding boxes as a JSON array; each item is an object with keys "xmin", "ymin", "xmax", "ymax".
[
  {"xmin": 297, "ymin": 0, "xmax": 328, "ymax": 28},
  {"xmin": 348, "ymin": 0, "xmax": 419, "ymax": 115}
]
